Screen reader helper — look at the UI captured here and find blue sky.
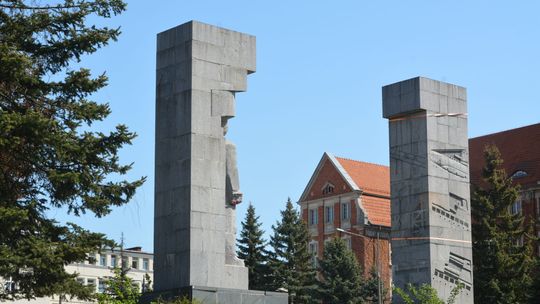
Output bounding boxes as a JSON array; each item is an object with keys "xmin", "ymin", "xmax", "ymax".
[{"xmin": 50, "ymin": 0, "xmax": 540, "ymax": 252}]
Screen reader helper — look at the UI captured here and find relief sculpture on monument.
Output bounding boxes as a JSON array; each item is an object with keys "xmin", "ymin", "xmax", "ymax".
[{"xmin": 383, "ymin": 77, "xmax": 474, "ymax": 303}]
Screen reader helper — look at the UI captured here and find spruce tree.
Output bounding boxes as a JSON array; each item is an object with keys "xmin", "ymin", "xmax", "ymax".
[
  {"xmin": 471, "ymin": 145, "xmax": 535, "ymax": 304},
  {"xmin": 268, "ymin": 198, "xmax": 317, "ymax": 303},
  {"xmin": 0, "ymin": 0, "xmax": 144, "ymax": 300},
  {"xmin": 237, "ymin": 202, "xmax": 270, "ymax": 290},
  {"xmin": 362, "ymin": 267, "xmax": 386, "ymax": 303},
  {"xmin": 528, "ymin": 260, "xmax": 540, "ymax": 304},
  {"xmin": 316, "ymin": 237, "xmax": 364, "ymax": 304}
]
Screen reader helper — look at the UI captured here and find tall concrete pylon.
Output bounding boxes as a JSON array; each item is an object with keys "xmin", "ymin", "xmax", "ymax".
[
  {"xmin": 382, "ymin": 77, "xmax": 474, "ymax": 303},
  {"xmin": 153, "ymin": 21, "xmax": 287, "ymax": 303}
]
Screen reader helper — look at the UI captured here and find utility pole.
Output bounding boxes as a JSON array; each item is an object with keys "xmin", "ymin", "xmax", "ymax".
[
  {"xmin": 119, "ymin": 232, "xmax": 128, "ymax": 278},
  {"xmin": 376, "ymin": 229, "xmax": 382, "ymax": 304}
]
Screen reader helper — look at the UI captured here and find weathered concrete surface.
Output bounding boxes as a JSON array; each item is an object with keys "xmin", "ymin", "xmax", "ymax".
[
  {"xmin": 154, "ymin": 20, "xmax": 255, "ymax": 291},
  {"xmin": 382, "ymin": 77, "xmax": 473, "ymax": 303},
  {"xmin": 141, "ymin": 286, "xmax": 288, "ymax": 304}
]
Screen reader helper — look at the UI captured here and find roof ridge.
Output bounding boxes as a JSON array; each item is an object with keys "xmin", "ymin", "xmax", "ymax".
[
  {"xmin": 362, "ymin": 187, "xmax": 390, "ymax": 195},
  {"xmin": 335, "ymin": 156, "xmax": 389, "ymax": 169},
  {"xmin": 470, "ymin": 122, "xmax": 540, "ymax": 140}
]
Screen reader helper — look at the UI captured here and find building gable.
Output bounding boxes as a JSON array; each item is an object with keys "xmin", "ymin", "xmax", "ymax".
[{"xmin": 299, "ymin": 154, "xmax": 355, "ymax": 202}]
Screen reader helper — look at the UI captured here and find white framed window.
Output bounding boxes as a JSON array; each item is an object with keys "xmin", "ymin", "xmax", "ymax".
[
  {"xmin": 76, "ymin": 277, "xmax": 85, "ymax": 285},
  {"xmin": 309, "ymin": 209, "xmax": 318, "ymax": 226},
  {"xmin": 143, "ymin": 258, "xmax": 149, "ymax": 271},
  {"xmin": 110, "ymin": 255, "xmax": 117, "ymax": 267},
  {"xmin": 98, "ymin": 279, "xmax": 106, "ymax": 293},
  {"xmin": 323, "ymin": 237, "xmax": 332, "ymax": 248},
  {"xmin": 510, "ymin": 201, "xmax": 522, "ymax": 215},
  {"xmin": 99, "ymin": 254, "xmax": 106, "ymax": 266},
  {"xmin": 510, "ymin": 170, "xmax": 528, "ymax": 179},
  {"xmin": 122, "ymin": 256, "xmax": 128, "ymax": 269},
  {"xmin": 309, "ymin": 242, "xmax": 318, "ymax": 267},
  {"xmin": 537, "ymin": 231, "xmax": 540, "ymax": 257},
  {"xmin": 89, "ymin": 254, "xmax": 97, "ymax": 265},
  {"xmin": 325, "ymin": 205, "xmax": 334, "ymax": 223},
  {"xmin": 514, "ymin": 235, "xmax": 524, "ymax": 247},
  {"xmin": 132, "ymin": 258, "xmax": 139, "ymax": 269},
  {"xmin": 4, "ymin": 280, "xmax": 16, "ymax": 292},
  {"xmin": 536, "ymin": 198, "xmax": 540, "ymax": 219},
  {"xmin": 341, "ymin": 202, "xmax": 350, "ymax": 220},
  {"xmin": 344, "ymin": 237, "xmax": 352, "ymax": 249},
  {"xmin": 322, "ymin": 183, "xmax": 335, "ymax": 195},
  {"xmin": 87, "ymin": 278, "xmax": 96, "ymax": 290}
]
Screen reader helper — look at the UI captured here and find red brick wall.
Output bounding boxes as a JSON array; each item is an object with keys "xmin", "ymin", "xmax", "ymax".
[
  {"xmin": 350, "ymin": 229, "xmax": 391, "ymax": 302},
  {"xmin": 335, "ymin": 202, "xmax": 341, "ymax": 228},
  {"xmin": 318, "ymin": 205, "xmax": 324, "ymax": 257},
  {"xmin": 350, "ymin": 199, "xmax": 357, "ymax": 225}
]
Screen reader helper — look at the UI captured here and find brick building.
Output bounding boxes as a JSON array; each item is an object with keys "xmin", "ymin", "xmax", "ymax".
[
  {"xmin": 298, "ymin": 152, "xmax": 391, "ymax": 292},
  {"xmin": 469, "ymin": 123, "xmax": 540, "ymax": 255}
]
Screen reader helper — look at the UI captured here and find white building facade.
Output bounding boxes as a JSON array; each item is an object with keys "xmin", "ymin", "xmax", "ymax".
[{"xmin": 6, "ymin": 247, "xmax": 153, "ymax": 304}]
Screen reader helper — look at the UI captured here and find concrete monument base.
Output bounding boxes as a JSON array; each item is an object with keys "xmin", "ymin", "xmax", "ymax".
[{"xmin": 141, "ymin": 286, "xmax": 288, "ymax": 304}]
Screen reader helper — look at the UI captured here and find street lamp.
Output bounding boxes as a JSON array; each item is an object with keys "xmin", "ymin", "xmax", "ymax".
[{"xmin": 336, "ymin": 228, "xmax": 383, "ymax": 304}]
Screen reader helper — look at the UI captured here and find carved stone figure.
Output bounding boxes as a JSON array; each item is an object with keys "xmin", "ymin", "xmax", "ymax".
[{"xmin": 224, "ymin": 124, "xmax": 244, "ymax": 266}]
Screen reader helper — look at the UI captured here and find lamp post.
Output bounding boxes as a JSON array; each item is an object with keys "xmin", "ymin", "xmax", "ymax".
[{"xmin": 336, "ymin": 228, "xmax": 383, "ymax": 304}]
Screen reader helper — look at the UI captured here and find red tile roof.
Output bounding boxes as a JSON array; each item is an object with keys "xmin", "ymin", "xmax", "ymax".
[
  {"xmin": 469, "ymin": 123, "xmax": 540, "ymax": 189},
  {"xmin": 335, "ymin": 157, "xmax": 390, "ymax": 227},
  {"xmin": 361, "ymin": 195, "xmax": 391, "ymax": 227},
  {"xmin": 335, "ymin": 157, "xmax": 390, "ymax": 197}
]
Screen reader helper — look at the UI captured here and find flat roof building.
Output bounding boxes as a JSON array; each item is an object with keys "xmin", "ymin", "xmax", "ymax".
[{"xmin": 5, "ymin": 247, "xmax": 153, "ymax": 304}]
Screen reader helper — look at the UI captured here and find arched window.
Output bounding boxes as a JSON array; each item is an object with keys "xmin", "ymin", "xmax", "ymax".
[
  {"xmin": 510, "ymin": 170, "xmax": 528, "ymax": 179},
  {"xmin": 322, "ymin": 182, "xmax": 335, "ymax": 195}
]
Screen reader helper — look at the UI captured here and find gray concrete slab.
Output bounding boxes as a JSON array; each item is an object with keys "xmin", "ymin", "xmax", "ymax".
[{"xmin": 140, "ymin": 286, "xmax": 287, "ymax": 304}]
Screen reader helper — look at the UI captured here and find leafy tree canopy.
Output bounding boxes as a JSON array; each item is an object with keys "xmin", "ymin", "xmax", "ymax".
[
  {"xmin": 0, "ymin": 0, "xmax": 144, "ymax": 300},
  {"xmin": 97, "ymin": 267, "xmax": 139, "ymax": 304},
  {"xmin": 394, "ymin": 283, "xmax": 462, "ymax": 304}
]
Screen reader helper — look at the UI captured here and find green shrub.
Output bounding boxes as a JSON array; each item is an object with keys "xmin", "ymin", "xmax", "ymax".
[{"xmin": 151, "ymin": 296, "xmax": 202, "ymax": 304}]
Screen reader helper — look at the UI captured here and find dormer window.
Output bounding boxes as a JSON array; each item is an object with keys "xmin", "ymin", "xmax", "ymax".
[
  {"xmin": 322, "ymin": 183, "xmax": 335, "ymax": 195},
  {"xmin": 510, "ymin": 170, "xmax": 528, "ymax": 179}
]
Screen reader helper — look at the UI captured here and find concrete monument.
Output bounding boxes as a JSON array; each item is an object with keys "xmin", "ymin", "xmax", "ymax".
[
  {"xmin": 153, "ymin": 21, "xmax": 286, "ymax": 303},
  {"xmin": 382, "ymin": 77, "xmax": 473, "ymax": 303}
]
